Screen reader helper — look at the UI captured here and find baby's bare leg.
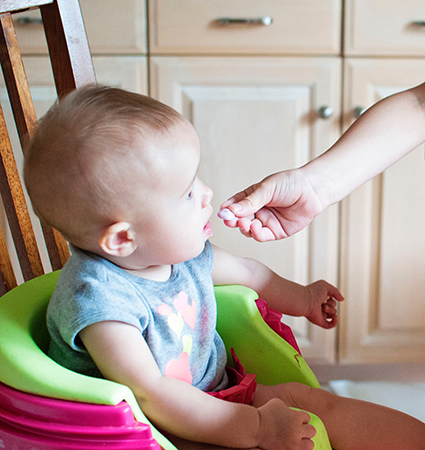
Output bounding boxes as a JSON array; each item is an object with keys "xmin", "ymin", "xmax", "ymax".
[
  {"xmin": 253, "ymin": 382, "xmax": 425, "ymax": 450},
  {"xmin": 163, "ymin": 432, "xmax": 260, "ymax": 450}
]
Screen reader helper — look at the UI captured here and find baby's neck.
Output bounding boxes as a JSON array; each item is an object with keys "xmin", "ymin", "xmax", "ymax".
[
  {"xmin": 77, "ymin": 242, "xmax": 174, "ymax": 282},
  {"xmin": 123, "ymin": 264, "xmax": 172, "ymax": 282}
]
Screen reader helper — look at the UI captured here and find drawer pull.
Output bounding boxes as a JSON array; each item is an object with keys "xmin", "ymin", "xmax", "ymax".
[
  {"xmin": 15, "ymin": 16, "xmax": 43, "ymax": 26},
  {"xmin": 215, "ymin": 17, "xmax": 273, "ymax": 27},
  {"xmin": 411, "ymin": 21, "xmax": 425, "ymax": 27},
  {"xmin": 317, "ymin": 106, "xmax": 333, "ymax": 119},
  {"xmin": 353, "ymin": 106, "xmax": 366, "ymax": 119}
]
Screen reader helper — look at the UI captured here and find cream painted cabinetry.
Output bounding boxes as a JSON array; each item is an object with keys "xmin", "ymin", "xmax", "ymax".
[
  {"xmin": 344, "ymin": 0, "xmax": 425, "ymax": 57},
  {"xmin": 339, "ymin": 62, "xmax": 425, "ymax": 364},
  {"xmin": 149, "ymin": 0, "xmax": 425, "ymax": 367},
  {"xmin": 12, "ymin": 0, "xmax": 147, "ymax": 55},
  {"xmin": 11, "ymin": 0, "xmax": 148, "ymax": 93},
  {"xmin": 5, "ymin": 0, "xmax": 425, "ymax": 368},
  {"xmin": 149, "ymin": 1, "xmax": 343, "ymax": 364},
  {"xmin": 148, "ymin": 0, "xmax": 341, "ymax": 55},
  {"xmin": 338, "ymin": 1, "xmax": 425, "ymax": 365}
]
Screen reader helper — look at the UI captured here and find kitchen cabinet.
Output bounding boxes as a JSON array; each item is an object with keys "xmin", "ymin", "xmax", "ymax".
[
  {"xmin": 148, "ymin": 0, "xmax": 343, "ymax": 364},
  {"xmin": 149, "ymin": 0, "xmax": 341, "ymax": 55},
  {"xmin": 339, "ymin": 59, "xmax": 425, "ymax": 364},
  {"xmin": 4, "ymin": 0, "xmax": 425, "ymax": 369},
  {"xmin": 338, "ymin": 0, "xmax": 425, "ymax": 366},
  {"xmin": 344, "ymin": 0, "xmax": 425, "ymax": 57},
  {"xmin": 12, "ymin": 0, "xmax": 147, "ymax": 54},
  {"xmin": 150, "ymin": 56, "xmax": 341, "ymax": 364},
  {"xmin": 150, "ymin": 0, "xmax": 425, "ymax": 367}
]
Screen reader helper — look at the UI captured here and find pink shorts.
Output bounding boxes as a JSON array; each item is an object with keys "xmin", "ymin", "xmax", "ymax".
[
  {"xmin": 207, "ymin": 299, "xmax": 300, "ymax": 405},
  {"xmin": 208, "ymin": 349, "xmax": 257, "ymax": 405}
]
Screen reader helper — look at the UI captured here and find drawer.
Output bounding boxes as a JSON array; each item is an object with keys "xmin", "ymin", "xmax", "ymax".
[
  {"xmin": 345, "ymin": 0, "xmax": 425, "ymax": 56},
  {"xmin": 12, "ymin": 0, "xmax": 147, "ymax": 55},
  {"xmin": 149, "ymin": 0, "xmax": 341, "ymax": 55}
]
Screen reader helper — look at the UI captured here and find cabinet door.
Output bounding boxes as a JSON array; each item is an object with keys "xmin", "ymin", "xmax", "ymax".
[
  {"xmin": 151, "ymin": 56, "xmax": 341, "ymax": 363},
  {"xmin": 0, "ymin": 56, "xmax": 148, "ymax": 283},
  {"xmin": 340, "ymin": 59, "xmax": 425, "ymax": 364}
]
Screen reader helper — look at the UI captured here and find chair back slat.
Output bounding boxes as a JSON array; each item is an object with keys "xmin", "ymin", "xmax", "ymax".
[
  {"xmin": 0, "ymin": 13, "xmax": 37, "ymax": 146},
  {"xmin": 41, "ymin": 226, "xmax": 71, "ymax": 271},
  {"xmin": 0, "ymin": 0, "xmax": 96, "ymax": 293},
  {"xmin": 0, "ymin": 103, "xmax": 44, "ymax": 282},
  {"xmin": 0, "ymin": 10, "xmax": 73, "ymax": 273},
  {"xmin": 0, "ymin": 225, "xmax": 17, "ymax": 294},
  {"xmin": 41, "ymin": 0, "xmax": 96, "ymax": 97},
  {"xmin": 0, "ymin": 9, "xmax": 67, "ymax": 278}
]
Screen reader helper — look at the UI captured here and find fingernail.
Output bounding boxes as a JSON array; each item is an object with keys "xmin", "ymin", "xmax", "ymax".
[
  {"xmin": 232, "ymin": 204, "xmax": 242, "ymax": 212},
  {"xmin": 217, "ymin": 208, "xmax": 236, "ymax": 220}
]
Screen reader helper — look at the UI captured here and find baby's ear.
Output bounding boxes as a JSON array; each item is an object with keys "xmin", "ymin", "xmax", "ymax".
[{"xmin": 99, "ymin": 222, "xmax": 137, "ymax": 257}]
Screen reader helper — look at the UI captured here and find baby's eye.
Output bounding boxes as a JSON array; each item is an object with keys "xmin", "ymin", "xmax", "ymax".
[{"xmin": 187, "ymin": 191, "xmax": 193, "ymax": 200}]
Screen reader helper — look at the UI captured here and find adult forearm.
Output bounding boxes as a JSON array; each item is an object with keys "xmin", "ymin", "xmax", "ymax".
[{"xmin": 303, "ymin": 84, "xmax": 425, "ymax": 208}]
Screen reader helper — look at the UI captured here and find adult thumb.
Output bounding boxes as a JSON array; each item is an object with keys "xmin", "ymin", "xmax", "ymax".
[{"xmin": 227, "ymin": 184, "xmax": 270, "ymax": 218}]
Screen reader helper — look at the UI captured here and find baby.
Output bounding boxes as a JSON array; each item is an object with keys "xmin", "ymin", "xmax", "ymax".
[{"xmin": 24, "ymin": 85, "xmax": 425, "ymax": 450}]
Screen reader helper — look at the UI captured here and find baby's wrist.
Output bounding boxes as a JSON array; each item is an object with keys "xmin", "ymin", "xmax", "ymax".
[{"xmin": 256, "ymin": 404, "xmax": 276, "ymax": 449}]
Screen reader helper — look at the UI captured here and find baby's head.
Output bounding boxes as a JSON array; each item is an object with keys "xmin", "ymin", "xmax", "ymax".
[{"xmin": 24, "ymin": 85, "xmax": 206, "ymax": 261}]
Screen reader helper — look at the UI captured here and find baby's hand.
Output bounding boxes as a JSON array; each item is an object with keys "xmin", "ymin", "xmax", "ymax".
[
  {"xmin": 304, "ymin": 280, "xmax": 344, "ymax": 329},
  {"xmin": 257, "ymin": 399, "xmax": 315, "ymax": 450}
]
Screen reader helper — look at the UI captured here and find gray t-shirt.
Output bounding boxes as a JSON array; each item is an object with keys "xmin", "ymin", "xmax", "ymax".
[{"xmin": 47, "ymin": 241, "xmax": 228, "ymax": 392}]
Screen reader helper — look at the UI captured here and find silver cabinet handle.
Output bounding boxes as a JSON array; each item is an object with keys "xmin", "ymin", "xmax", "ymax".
[
  {"xmin": 353, "ymin": 106, "xmax": 366, "ymax": 119},
  {"xmin": 411, "ymin": 21, "xmax": 425, "ymax": 27},
  {"xmin": 15, "ymin": 16, "xmax": 43, "ymax": 26},
  {"xmin": 317, "ymin": 106, "xmax": 333, "ymax": 119},
  {"xmin": 215, "ymin": 17, "xmax": 273, "ymax": 26}
]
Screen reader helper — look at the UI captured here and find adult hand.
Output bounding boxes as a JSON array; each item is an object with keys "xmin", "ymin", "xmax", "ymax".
[{"xmin": 218, "ymin": 169, "xmax": 327, "ymax": 242}]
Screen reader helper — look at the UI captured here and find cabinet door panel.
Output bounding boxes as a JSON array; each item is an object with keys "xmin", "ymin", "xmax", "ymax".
[
  {"xmin": 340, "ymin": 59, "xmax": 425, "ymax": 363},
  {"xmin": 0, "ymin": 56, "xmax": 147, "ymax": 284},
  {"xmin": 151, "ymin": 57, "xmax": 341, "ymax": 363}
]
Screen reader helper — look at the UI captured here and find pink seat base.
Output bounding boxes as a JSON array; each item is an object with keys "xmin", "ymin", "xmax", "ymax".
[{"xmin": 0, "ymin": 382, "xmax": 160, "ymax": 449}]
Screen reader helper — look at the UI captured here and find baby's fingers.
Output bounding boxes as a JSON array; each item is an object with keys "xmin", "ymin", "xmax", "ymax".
[
  {"xmin": 321, "ymin": 303, "xmax": 338, "ymax": 328},
  {"xmin": 323, "ymin": 298, "xmax": 337, "ymax": 315},
  {"xmin": 327, "ymin": 284, "xmax": 345, "ymax": 302},
  {"xmin": 303, "ymin": 423, "xmax": 316, "ymax": 440},
  {"xmin": 297, "ymin": 415, "xmax": 316, "ymax": 450}
]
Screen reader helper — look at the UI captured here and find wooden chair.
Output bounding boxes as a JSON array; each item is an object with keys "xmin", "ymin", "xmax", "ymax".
[{"xmin": 0, "ymin": 0, "xmax": 96, "ymax": 295}]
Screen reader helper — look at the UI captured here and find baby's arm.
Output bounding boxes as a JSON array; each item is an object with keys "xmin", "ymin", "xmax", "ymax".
[
  {"xmin": 211, "ymin": 244, "xmax": 343, "ymax": 328},
  {"xmin": 79, "ymin": 320, "xmax": 314, "ymax": 449}
]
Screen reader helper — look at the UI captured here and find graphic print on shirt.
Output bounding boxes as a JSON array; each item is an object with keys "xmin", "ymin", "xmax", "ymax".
[{"xmin": 157, "ymin": 291, "xmax": 197, "ymax": 384}]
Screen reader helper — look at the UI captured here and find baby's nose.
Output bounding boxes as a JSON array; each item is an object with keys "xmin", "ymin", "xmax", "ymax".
[{"xmin": 202, "ymin": 185, "xmax": 213, "ymax": 207}]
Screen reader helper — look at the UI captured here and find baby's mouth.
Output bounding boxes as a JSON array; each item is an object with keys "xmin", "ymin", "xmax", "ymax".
[{"xmin": 203, "ymin": 221, "xmax": 213, "ymax": 236}]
